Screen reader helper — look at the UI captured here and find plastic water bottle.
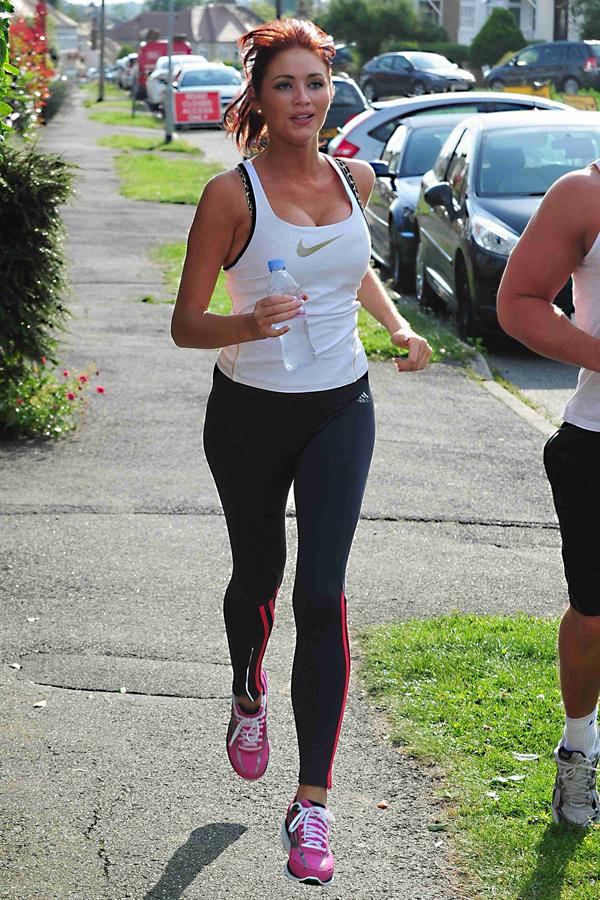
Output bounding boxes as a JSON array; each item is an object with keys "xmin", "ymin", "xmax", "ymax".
[{"xmin": 268, "ymin": 258, "xmax": 316, "ymax": 372}]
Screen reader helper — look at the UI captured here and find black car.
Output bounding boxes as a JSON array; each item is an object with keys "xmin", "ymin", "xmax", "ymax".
[
  {"xmin": 319, "ymin": 75, "xmax": 369, "ymax": 151},
  {"xmin": 360, "ymin": 52, "xmax": 475, "ymax": 102},
  {"xmin": 484, "ymin": 40, "xmax": 600, "ymax": 95},
  {"xmin": 366, "ymin": 113, "xmax": 468, "ymax": 291},
  {"xmin": 415, "ymin": 110, "xmax": 600, "ymax": 337}
]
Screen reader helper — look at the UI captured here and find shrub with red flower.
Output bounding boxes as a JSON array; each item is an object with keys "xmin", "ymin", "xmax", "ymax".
[{"xmin": 8, "ymin": 2, "xmax": 54, "ymax": 131}]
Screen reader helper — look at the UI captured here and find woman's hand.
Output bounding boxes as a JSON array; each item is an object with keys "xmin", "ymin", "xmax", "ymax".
[
  {"xmin": 390, "ymin": 330, "xmax": 433, "ymax": 372},
  {"xmin": 251, "ymin": 294, "xmax": 306, "ymax": 339}
]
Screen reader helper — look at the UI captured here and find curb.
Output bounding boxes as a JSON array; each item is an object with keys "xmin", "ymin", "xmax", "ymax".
[{"xmin": 467, "ymin": 350, "xmax": 557, "ymax": 439}]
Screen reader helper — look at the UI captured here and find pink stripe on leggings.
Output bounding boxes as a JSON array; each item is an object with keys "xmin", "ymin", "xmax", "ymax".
[
  {"xmin": 254, "ymin": 596, "xmax": 275, "ymax": 696},
  {"xmin": 326, "ymin": 591, "xmax": 351, "ymax": 789}
]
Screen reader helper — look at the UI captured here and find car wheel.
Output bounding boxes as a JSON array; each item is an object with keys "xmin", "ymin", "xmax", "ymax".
[
  {"xmin": 415, "ymin": 240, "xmax": 440, "ymax": 309},
  {"xmin": 363, "ymin": 81, "xmax": 377, "ymax": 102},
  {"xmin": 489, "ymin": 79, "xmax": 505, "ymax": 92},
  {"xmin": 455, "ymin": 262, "xmax": 477, "ymax": 341},
  {"xmin": 390, "ymin": 233, "xmax": 413, "ymax": 293},
  {"xmin": 562, "ymin": 76, "xmax": 580, "ymax": 94},
  {"xmin": 412, "ymin": 80, "xmax": 426, "ymax": 96}
]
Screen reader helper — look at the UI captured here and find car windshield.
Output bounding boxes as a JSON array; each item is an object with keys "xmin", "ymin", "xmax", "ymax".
[
  {"xmin": 399, "ymin": 124, "xmax": 457, "ymax": 176},
  {"xmin": 332, "ymin": 82, "xmax": 361, "ymax": 106},
  {"xmin": 478, "ymin": 127, "xmax": 600, "ymax": 196},
  {"xmin": 180, "ymin": 68, "xmax": 241, "ymax": 87},
  {"xmin": 157, "ymin": 55, "xmax": 201, "ymax": 70},
  {"xmin": 405, "ymin": 53, "xmax": 452, "ymax": 69}
]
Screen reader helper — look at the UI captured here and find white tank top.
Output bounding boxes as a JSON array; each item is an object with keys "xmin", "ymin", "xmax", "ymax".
[
  {"xmin": 563, "ymin": 160, "xmax": 600, "ymax": 431},
  {"xmin": 216, "ymin": 155, "xmax": 371, "ymax": 392}
]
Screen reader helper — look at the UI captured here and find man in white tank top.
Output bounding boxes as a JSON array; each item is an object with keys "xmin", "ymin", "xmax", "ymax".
[{"xmin": 498, "ymin": 160, "xmax": 600, "ymax": 828}]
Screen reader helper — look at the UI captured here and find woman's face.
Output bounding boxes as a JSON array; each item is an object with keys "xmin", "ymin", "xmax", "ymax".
[{"xmin": 255, "ymin": 46, "xmax": 332, "ymax": 146}]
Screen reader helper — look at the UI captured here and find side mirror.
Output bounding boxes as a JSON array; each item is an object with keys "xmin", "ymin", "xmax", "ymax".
[{"xmin": 424, "ymin": 182, "xmax": 458, "ymax": 219}]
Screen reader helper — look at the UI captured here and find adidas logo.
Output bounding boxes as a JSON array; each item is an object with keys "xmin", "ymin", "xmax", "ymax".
[{"xmin": 357, "ymin": 391, "xmax": 370, "ymax": 403}]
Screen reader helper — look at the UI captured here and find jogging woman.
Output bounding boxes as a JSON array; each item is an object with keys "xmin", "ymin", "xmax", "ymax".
[{"xmin": 171, "ymin": 19, "xmax": 432, "ymax": 885}]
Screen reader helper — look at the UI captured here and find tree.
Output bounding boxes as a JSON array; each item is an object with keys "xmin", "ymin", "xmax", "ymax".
[
  {"xmin": 469, "ymin": 7, "xmax": 526, "ymax": 68},
  {"xmin": 571, "ymin": 0, "xmax": 600, "ymax": 38},
  {"xmin": 317, "ymin": 0, "xmax": 418, "ymax": 62},
  {"xmin": 144, "ymin": 0, "xmax": 196, "ymax": 11}
]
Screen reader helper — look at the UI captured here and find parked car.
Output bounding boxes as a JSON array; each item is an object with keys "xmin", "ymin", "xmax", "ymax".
[
  {"xmin": 327, "ymin": 91, "xmax": 571, "ymax": 161},
  {"xmin": 146, "ymin": 54, "xmax": 208, "ymax": 110},
  {"xmin": 414, "ymin": 110, "xmax": 600, "ymax": 337},
  {"xmin": 132, "ymin": 38, "xmax": 193, "ymax": 99},
  {"xmin": 172, "ymin": 64, "xmax": 243, "ymax": 126},
  {"xmin": 360, "ymin": 52, "xmax": 475, "ymax": 102},
  {"xmin": 484, "ymin": 40, "xmax": 600, "ymax": 95},
  {"xmin": 319, "ymin": 74, "xmax": 369, "ymax": 151},
  {"xmin": 117, "ymin": 53, "xmax": 137, "ymax": 90},
  {"xmin": 367, "ymin": 113, "xmax": 468, "ymax": 291}
]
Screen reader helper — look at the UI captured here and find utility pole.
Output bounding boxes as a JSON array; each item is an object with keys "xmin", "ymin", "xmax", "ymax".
[
  {"xmin": 97, "ymin": 0, "xmax": 105, "ymax": 102},
  {"xmin": 164, "ymin": 0, "xmax": 174, "ymax": 143},
  {"xmin": 275, "ymin": 0, "xmax": 282, "ymax": 17}
]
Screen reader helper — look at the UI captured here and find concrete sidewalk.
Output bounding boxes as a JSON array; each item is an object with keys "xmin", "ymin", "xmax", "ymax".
[{"xmin": 0, "ymin": 93, "xmax": 565, "ymax": 900}]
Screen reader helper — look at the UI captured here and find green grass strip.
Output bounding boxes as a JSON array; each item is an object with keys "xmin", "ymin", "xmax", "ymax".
[
  {"xmin": 113, "ymin": 154, "xmax": 223, "ymax": 204},
  {"xmin": 98, "ymin": 134, "xmax": 202, "ymax": 155},
  {"xmin": 88, "ymin": 108, "xmax": 164, "ymax": 129},
  {"xmin": 147, "ymin": 241, "xmax": 471, "ymax": 362},
  {"xmin": 360, "ymin": 614, "xmax": 600, "ymax": 899}
]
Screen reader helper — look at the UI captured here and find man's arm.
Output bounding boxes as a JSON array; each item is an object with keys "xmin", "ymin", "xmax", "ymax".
[{"xmin": 497, "ymin": 169, "xmax": 600, "ymax": 372}]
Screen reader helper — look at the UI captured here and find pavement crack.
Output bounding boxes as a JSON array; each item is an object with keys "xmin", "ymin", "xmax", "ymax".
[
  {"xmin": 26, "ymin": 680, "xmax": 227, "ymax": 700},
  {"xmin": 0, "ymin": 504, "xmax": 559, "ymax": 529}
]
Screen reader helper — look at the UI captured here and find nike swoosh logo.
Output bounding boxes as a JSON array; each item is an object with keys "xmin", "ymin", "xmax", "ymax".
[{"xmin": 296, "ymin": 235, "xmax": 342, "ymax": 257}]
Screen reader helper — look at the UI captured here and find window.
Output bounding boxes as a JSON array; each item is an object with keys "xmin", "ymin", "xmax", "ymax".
[
  {"xmin": 568, "ymin": 44, "xmax": 585, "ymax": 60},
  {"xmin": 461, "ymin": 3, "xmax": 476, "ymax": 28},
  {"xmin": 434, "ymin": 128, "xmax": 465, "ymax": 181},
  {"xmin": 509, "ymin": 0, "xmax": 521, "ymax": 27},
  {"xmin": 446, "ymin": 130, "xmax": 473, "ymax": 202},
  {"xmin": 410, "ymin": 103, "xmax": 479, "ymax": 116},
  {"xmin": 392, "ymin": 55, "xmax": 411, "ymax": 71},
  {"xmin": 369, "ymin": 117, "xmax": 401, "ymax": 143},
  {"xmin": 382, "ymin": 125, "xmax": 407, "ymax": 168},
  {"xmin": 332, "ymin": 82, "xmax": 361, "ymax": 107},
  {"xmin": 180, "ymin": 68, "xmax": 241, "ymax": 87},
  {"xmin": 378, "ymin": 56, "xmax": 395, "ymax": 71},
  {"xmin": 539, "ymin": 44, "xmax": 564, "ymax": 63},
  {"xmin": 516, "ymin": 47, "xmax": 541, "ymax": 66},
  {"xmin": 400, "ymin": 124, "xmax": 457, "ymax": 177}
]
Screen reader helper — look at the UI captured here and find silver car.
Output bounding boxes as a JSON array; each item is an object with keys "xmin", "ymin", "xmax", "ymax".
[
  {"xmin": 327, "ymin": 91, "xmax": 571, "ymax": 162},
  {"xmin": 172, "ymin": 64, "xmax": 243, "ymax": 126},
  {"xmin": 146, "ymin": 54, "xmax": 208, "ymax": 110}
]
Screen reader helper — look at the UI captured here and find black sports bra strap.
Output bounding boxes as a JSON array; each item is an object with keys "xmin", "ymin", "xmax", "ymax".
[{"xmin": 336, "ymin": 159, "xmax": 366, "ymax": 217}]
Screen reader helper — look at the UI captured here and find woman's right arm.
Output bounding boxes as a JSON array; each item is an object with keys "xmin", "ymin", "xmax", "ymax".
[{"xmin": 171, "ymin": 172, "xmax": 302, "ymax": 349}]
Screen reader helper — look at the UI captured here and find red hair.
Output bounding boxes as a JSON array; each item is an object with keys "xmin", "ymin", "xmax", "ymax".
[{"xmin": 224, "ymin": 18, "xmax": 335, "ymax": 156}]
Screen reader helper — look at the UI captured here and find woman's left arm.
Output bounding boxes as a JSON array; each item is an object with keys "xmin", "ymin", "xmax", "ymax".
[{"xmin": 347, "ymin": 160, "xmax": 432, "ymax": 372}]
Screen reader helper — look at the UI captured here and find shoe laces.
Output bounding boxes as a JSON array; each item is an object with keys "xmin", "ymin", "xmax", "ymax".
[
  {"xmin": 288, "ymin": 805, "xmax": 335, "ymax": 853},
  {"xmin": 558, "ymin": 755, "xmax": 598, "ymax": 808},
  {"xmin": 228, "ymin": 703, "xmax": 266, "ymax": 752}
]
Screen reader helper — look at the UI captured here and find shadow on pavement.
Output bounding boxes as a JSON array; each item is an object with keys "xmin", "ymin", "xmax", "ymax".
[
  {"xmin": 516, "ymin": 822, "xmax": 586, "ymax": 899},
  {"xmin": 144, "ymin": 822, "xmax": 247, "ymax": 899}
]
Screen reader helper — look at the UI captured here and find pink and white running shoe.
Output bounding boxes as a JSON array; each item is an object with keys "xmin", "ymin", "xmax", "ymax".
[
  {"xmin": 281, "ymin": 798, "xmax": 335, "ymax": 886},
  {"xmin": 226, "ymin": 669, "xmax": 269, "ymax": 781}
]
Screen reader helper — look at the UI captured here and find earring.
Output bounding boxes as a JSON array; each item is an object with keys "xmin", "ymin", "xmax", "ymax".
[{"xmin": 256, "ymin": 108, "xmax": 262, "ymax": 114}]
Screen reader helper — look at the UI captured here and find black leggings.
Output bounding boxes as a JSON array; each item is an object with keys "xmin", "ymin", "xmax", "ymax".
[{"xmin": 203, "ymin": 365, "xmax": 376, "ymax": 788}]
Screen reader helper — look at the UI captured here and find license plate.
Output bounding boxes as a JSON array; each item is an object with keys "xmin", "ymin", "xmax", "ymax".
[{"xmin": 320, "ymin": 127, "xmax": 338, "ymax": 139}]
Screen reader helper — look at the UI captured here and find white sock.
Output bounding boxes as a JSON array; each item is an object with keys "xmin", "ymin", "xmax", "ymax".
[{"xmin": 563, "ymin": 706, "xmax": 599, "ymax": 758}]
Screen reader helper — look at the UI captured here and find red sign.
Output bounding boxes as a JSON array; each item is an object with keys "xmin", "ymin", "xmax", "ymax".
[{"xmin": 174, "ymin": 91, "xmax": 221, "ymax": 124}]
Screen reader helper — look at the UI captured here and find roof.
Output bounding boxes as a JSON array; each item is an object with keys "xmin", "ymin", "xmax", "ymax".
[
  {"xmin": 11, "ymin": 0, "xmax": 79, "ymax": 29},
  {"xmin": 109, "ymin": 3, "xmax": 264, "ymax": 45},
  {"xmin": 469, "ymin": 109, "xmax": 600, "ymax": 130}
]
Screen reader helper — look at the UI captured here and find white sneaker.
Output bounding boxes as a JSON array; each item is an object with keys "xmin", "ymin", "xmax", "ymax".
[{"xmin": 552, "ymin": 743, "xmax": 600, "ymax": 827}]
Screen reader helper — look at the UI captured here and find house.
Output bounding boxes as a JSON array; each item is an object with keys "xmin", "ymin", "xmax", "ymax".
[
  {"xmin": 109, "ymin": 3, "xmax": 264, "ymax": 61},
  {"xmin": 11, "ymin": 0, "xmax": 81, "ymax": 70},
  {"xmin": 418, "ymin": 0, "xmax": 580, "ymax": 49}
]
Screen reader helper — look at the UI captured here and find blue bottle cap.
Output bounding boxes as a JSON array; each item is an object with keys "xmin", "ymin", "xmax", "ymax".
[{"xmin": 267, "ymin": 258, "xmax": 285, "ymax": 272}]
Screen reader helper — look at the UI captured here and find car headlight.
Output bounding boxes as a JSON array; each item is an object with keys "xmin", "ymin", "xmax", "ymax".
[{"xmin": 471, "ymin": 214, "xmax": 519, "ymax": 257}]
